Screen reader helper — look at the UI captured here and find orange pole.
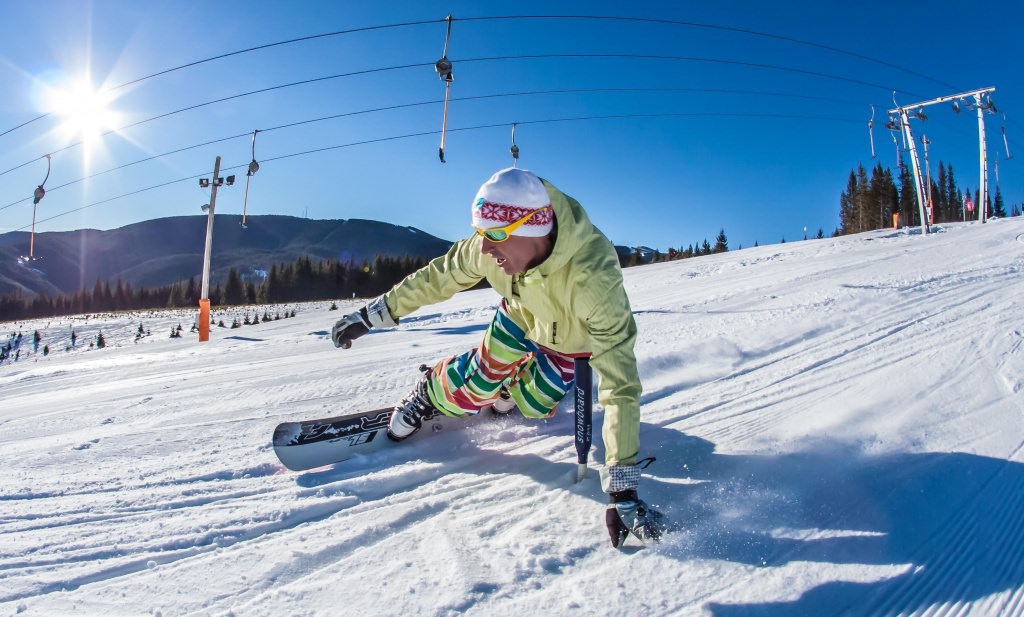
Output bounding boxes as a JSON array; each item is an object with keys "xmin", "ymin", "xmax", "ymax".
[
  {"xmin": 199, "ymin": 156, "xmax": 221, "ymax": 343},
  {"xmin": 199, "ymin": 299, "xmax": 211, "ymax": 342}
]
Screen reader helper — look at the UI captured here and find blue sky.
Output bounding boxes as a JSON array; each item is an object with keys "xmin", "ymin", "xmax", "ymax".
[{"xmin": 0, "ymin": 0, "xmax": 1021, "ymax": 252}]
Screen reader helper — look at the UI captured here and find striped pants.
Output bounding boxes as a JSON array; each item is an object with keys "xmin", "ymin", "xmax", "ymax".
[{"xmin": 425, "ymin": 302, "xmax": 577, "ymax": 419}]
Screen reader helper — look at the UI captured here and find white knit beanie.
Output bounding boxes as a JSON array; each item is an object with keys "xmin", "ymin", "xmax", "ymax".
[{"xmin": 471, "ymin": 167, "xmax": 553, "ymax": 238}]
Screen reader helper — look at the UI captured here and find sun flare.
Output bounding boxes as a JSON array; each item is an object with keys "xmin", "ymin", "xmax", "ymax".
[{"xmin": 48, "ymin": 79, "xmax": 118, "ymax": 145}]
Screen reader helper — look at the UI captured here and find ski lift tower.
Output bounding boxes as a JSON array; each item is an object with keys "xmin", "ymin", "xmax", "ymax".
[{"xmin": 889, "ymin": 86, "xmax": 997, "ymax": 233}]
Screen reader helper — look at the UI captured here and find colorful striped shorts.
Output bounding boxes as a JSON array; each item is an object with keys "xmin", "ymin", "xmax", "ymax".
[{"xmin": 425, "ymin": 302, "xmax": 577, "ymax": 419}]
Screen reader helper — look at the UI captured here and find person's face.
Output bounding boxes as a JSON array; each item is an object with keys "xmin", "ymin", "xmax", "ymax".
[{"xmin": 480, "ymin": 234, "xmax": 552, "ymax": 275}]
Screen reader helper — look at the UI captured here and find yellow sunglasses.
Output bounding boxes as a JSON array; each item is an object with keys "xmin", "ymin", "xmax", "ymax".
[{"xmin": 474, "ymin": 206, "xmax": 550, "ymax": 243}]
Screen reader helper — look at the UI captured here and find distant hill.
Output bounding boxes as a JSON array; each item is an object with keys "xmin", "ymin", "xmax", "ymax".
[{"xmin": 0, "ymin": 215, "xmax": 453, "ymax": 297}]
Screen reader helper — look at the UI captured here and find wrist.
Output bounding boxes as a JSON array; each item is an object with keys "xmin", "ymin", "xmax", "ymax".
[
  {"xmin": 363, "ymin": 294, "xmax": 399, "ymax": 329},
  {"xmin": 608, "ymin": 489, "xmax": 638, "ymax": 504}
]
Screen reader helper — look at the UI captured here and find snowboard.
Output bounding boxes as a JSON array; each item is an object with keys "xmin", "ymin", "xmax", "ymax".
[{"xmin": 272, "ymin": 406, "xmax": 498, "ymax": 471}]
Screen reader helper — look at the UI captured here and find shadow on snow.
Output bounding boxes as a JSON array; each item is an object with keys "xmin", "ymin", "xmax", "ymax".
[
  {"xmin": 628, "ymin": 425, "xmax": 1024, "ymax": 616},
  {"xmin": 286, "ymin": 410, "xmax": 1023, "ymax": 616}
]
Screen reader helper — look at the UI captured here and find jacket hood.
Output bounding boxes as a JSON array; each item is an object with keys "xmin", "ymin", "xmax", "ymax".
[{"xmin": 533, "ymin": 178, "xmax": 597, "ymax": 277}]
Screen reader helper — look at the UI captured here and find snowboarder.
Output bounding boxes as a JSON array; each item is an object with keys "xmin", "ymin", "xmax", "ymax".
[{"xmin": 331, "ymin": 167, "xmax": 659, "ymax": 547}]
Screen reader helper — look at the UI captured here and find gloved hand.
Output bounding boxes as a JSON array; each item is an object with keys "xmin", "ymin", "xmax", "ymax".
[
  {"xmin": 602, "ymin": 459, "xmax": 665, "ymax": 548},
  {"xmin": 606, "ymin": 489, "xmax": 666, "ymax": 548},
  {"xmin": 331, "ymin": 295, "xmax": 399, "ymax": 348}
]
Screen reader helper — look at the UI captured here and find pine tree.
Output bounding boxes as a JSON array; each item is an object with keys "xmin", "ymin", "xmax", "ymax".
[
  {"xmin": 993, "ymin": 186, "xmax": 1007, "ymax": 218},
  {"xmin": 167, "ymin": 282, "xmax": 185, "ymax": 308},
  {"xmin": 869, "ymin": 163, "xmax": 898, "ymax": 230},
  {"xmin": 898, "ymin": 161, "xmax": 918, "ymax": 226},
  {"xmin": 713, "ymin": 229, "xmax": 728, "ymax": 253},
  {"xmin": 224, "ymin": 268, "xmax": 245, "ymax": 306},
  {"xmin": 91, "ymin": 279, "xmax": 106, "ymax": 312},
  {"xmin": 185, "ymin": 277, "xmax": 199, "ymax": 306},
  {"xmin": 839, "ymin": 170, "xmax": 858, "ymax": 234},
  {"xmin": 936, "ymin": 162, "xmax": 948, "ymax": 221},
  {"xmin": 946, "ymin": 164, "xmax": 960, "ymax": 221},
  {"xmin": 856, "ymin": 164, "xmax": 870, "ymax": 231},
  {"xmin": 114, "ymin": 279, "xmax": 129, "ymax": 311}
]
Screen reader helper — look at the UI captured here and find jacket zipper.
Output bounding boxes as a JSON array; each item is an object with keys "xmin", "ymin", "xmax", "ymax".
[{"xmin": 552, "ymin": 321, "xmax": 558, "ymax": 345}]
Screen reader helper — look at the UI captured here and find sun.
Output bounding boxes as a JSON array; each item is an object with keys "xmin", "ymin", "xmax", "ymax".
[
  {"xmin": 48, "ymin": 78, "xmax": 118, "ymax": 146},
  {"xmin": 33, "ymin": 72, "xmax": 126, "ymax": 167}
]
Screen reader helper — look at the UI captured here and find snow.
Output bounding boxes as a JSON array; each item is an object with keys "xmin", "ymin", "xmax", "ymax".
[{"xmin": 2, "ymin": 219, "xmax": 1024, "ymax": 616}]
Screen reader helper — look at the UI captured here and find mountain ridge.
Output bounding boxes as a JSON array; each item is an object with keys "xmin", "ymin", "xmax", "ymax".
[{"xmin": 0, "ymin": 214, "xmax": 453, "ymax": 297}]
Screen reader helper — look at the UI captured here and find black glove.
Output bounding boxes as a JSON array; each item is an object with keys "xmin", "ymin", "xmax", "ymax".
[
  {"xmin": 606, "ymin": 489, "xmax": 666, "ymax": 548},
  {"xmin": 331, "ymin": 311, "xmax": 369, "ymax": 349},
  {"xmin": 331, "ymin": 295, "xmax": 398, "ymax": 348}
]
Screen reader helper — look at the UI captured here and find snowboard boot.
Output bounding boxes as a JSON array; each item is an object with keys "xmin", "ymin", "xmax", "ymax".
[
  {"xmin": 387, "ymin": 365, "xmax": 438, "ymax": 441},
  {"xmin": 487, "ymin": 388, "xmax": 518, "ymax": 416}
]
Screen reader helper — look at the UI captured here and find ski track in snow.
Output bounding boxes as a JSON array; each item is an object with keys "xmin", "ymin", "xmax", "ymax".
[{"xmin": 1, "ymin": 220, "xmax": 1023, "ymax": 616}]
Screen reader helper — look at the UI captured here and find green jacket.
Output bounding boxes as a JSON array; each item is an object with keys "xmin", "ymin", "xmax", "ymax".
[{"xmin": 384, "ymin": 179, "xmax": 641, "ymax": 467}]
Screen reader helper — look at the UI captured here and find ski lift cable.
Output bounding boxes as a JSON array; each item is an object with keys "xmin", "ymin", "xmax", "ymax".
[
  {"xmin": 1007, "ymin": 115, "xmax": 1024, "ymax": 139},
  {"xmin": 25, "ymin": 175, "xmax": 206, "ymax": 230},
  {"xmin": 257, "ymin": 111, "xmax": 860, "ymax": 166},
  {"xmin": 0, "ymin": 131, "xmax": 252, "ymax": 212},
  {"xmin": 0, "ymin": 19, "xmax": 444, "ymax": 141},
  {"xmin": 0, "ymin": 61, "xmax": 429, "ymax": 179},
  {"xmin": 459, "ymin": 53, "xmax": 923, "ymax": 96},
  {"xmin": 0, "ymin": 71, "xmax": 879, "ymax": 188},
  {"xmin": 454, "ymin": 14, "xmax": 963, "ymax": 92},
  {"xmin": 10, "ymin": 109, "xmax": 862, "ymax": 233},
  {"xmin": 0, "ymin": 14, "xmax": 958, "ymax": 141},
  {"xmin": 0, "ymin": 53, "xmax": 918, "ymax": 181},
  {"xmin": 0, "ymin": 85, "xmax": 874, "ymax": 212}
]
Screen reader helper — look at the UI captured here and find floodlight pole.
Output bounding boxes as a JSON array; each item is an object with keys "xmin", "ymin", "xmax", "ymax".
[{"xmin": 199, "ymin": 156, "xmax": 223, "ymax": 342}]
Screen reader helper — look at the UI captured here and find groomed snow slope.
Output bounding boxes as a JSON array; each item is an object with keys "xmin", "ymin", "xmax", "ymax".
[{"xmin": 1, "ymin": 219, "xmax": 1023, "ymax": 617}]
